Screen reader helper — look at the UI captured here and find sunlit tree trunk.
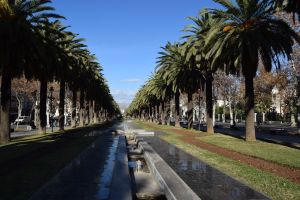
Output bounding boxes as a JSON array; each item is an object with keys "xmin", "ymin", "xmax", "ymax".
[
  {"xmin": 187, "ymin": 91, "xmax": 193, "ymax": 129},
  {"xmin": 39, "ymin": 80, "xmax": 47, "ymax": 134},
  {"xmin": 71, "ymin": 90, "xmax": 77, "ymax": 127},
  {"xmin": 149, "ymin": 106, "xmax": 152, "ymax": 122},
  {"xmin": 153, "ymin": 105, "xmax": 156, "ymax": 122},
  {"xmin": 222, "ymin": 101, "xmax": 226, "ymax": 123},
  {"xmin": 79, "ymin": 90, "xmax": 84, "ymax": 127},
  {"xmin": 245, "ymin": 75, "xmax": 256, "ymax": 141},
  {"xmin": 175, "ymin": 90, "xmax": 180, "ymax": 127},
  {"xmin": 160, "ymin": 101, "xmax": 166, "ymax": 125},
  {"xmin": 206, "ymin": 72, "xmax": 214, "ymax": 134},
  {"xmin": 167, "ymin": 99, "xmax": 171, "ymax": 125},
  {"xmin": 297, "ymin": 76, "xmax": 300, "ymax": 134},
  {"xmin": 88, "ymin": 100, "xmax": 93, "ymax": 124},
  {"xmin": 213, "ymin": 102, "xmax": 216, "ymax": 126},
  {"xmin": 156, "ymin": 103, "xmax": 160, "ymax": 124},
  {"xmin": 0, "ymin": 74, "xmax": 11, "ymax": 144},
  {"xmin": 59, "ymin": 80, "xmax": 65, "ymax": 131},
  {"xmin": 229, "ymin": 100, "xmax": 234, "ymax": 126},
  {"xmin": 93, "ymin": 101, "xmax": 97, "ymax": 124}
]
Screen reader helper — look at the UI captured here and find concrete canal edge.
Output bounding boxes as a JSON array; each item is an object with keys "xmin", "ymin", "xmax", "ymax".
[
  {"xmin": 109, "ymin": 135, "xmax": 132, "ymax": 200},
  {"xmin": 139, "ymin": 141, "xmax": 202, "ymax": 200}
]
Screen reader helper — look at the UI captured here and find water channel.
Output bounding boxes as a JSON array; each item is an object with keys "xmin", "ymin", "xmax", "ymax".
[
  {"xmin": 30, "ymin": 124, "xmax": 122, "ymax": 200},
  {"xmin": 125, "ymin": 121, "xmax": 268, "ymax": 200}
]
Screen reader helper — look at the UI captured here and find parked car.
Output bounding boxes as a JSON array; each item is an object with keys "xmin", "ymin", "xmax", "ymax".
[{"xmin": 13, "ymin": 116, "xmax": 31, "ymax": 125}]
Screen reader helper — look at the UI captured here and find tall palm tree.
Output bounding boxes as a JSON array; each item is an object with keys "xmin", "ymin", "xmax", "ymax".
[
  {"xmin": 146, "ymin": 74, "xmax": 173, "ymax": 124},
  {"xmin": 0, "ymin": 0, "xmax": 60, "ymax": 143},
  {"xmin": 205, "ymin": 0, "xmax": 300, "ymax": 141},
  {"xmin": 183, "ymin": 13, "xmax": 218, "ymax": 134},
  {"xmin": 157, "ymin": 42, "xmax": 204, "ymax": 129}
]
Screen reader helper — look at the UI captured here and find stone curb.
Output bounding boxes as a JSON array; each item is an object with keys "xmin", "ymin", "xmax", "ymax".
[{"xmin": 139, "ymin": 141, "xmax": 201, "ymax": 200}]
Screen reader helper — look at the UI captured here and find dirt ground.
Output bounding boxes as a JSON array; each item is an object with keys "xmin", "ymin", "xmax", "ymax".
[{"xmin": 145, "ymin": 123, "xmax": 300, "ymax": 185}]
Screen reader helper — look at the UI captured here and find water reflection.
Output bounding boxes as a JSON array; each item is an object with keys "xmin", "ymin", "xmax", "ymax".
[
  {"xmin": 145, "ymin": 137, "xmax": 269, "ymax": 200},
  {"xmin": 179, "ymin": 150, "xmax": 188, "ymax": 171},
  {"xmin": 97, "ymin": 136, "xmax": 119, "ymax": 199},
  {"xmin": 30, "ymin": 129, "xmax": 120, "ymax": 200}
]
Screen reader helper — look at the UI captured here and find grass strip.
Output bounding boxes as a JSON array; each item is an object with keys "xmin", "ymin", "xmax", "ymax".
[
  {"xmin": 137, "ymin": 121, "xmax": 300, "ymax": 168},
  {"xmin": 135, "ymin": 121, "xmax": 300, "ymax": 200},
  {"xmin": 198, "ymin": 134, "xmax": 300, "ymax": 168}
]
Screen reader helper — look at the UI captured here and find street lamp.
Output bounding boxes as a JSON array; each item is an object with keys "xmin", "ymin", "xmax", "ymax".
[{"xmin": 48, "ymin": 86, "xmax": 54, "ymax": 133}]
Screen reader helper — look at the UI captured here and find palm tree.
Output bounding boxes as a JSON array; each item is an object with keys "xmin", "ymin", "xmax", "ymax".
[
  {"xmin": 34, "ymin": 20, "xmax": 67, "ymax": 133},
  {"xmin": 157, "ymin": 42, "xmax": 204, "ymax": 129},
  {"xmin": 146, "ymin": 74, "xmax": 173, "ymax": 124},
  {"xmin": 205, "ymin": 0, "xmax": 300, "ymax": 141},
  {"xmin": 183, "ymin": 13, "xmax": 218, "ymax": 134},
  {"xmin": 0, "ymin": 0, "xmax": 60, "ymax": 143},
  {"xmin": 271, "ymin": 0, "xmax": 300, "ymax": 20}
]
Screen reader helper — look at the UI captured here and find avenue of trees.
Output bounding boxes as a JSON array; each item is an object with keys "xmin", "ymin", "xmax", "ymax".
[
  {"xmin": 126, "ymin": 0, "xmax": 300, "ymax": 141},
  {"xmin": 0, "ymin": 0, "xmax": 120, "ymax": 144}
]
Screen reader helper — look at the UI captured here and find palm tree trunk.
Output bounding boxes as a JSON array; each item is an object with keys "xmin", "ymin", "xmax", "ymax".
[
  {"xmin": 88, "ymin": 100, "xmax": 92, "ymax": 124},
  {"xmin": 39, "ymin": 80, "xmax": 47, "ymax": 134},
  {"xmin": 175, "ymin": 90, "xmax": 180, "ymax": 127},
  {"xmin": 79, "ymin": 90, "xmax": 84, "ymax": 127},
  {"xmin": 187, "ymin": 91, "xmax": 193, "ymax": 129},
  {"xmin": 93, "ymin": 100, "xmax": 97, "ymax": 124},
  {"xmin": 229, "ymin": 100, "xmax": 234, "ymax": 126},
  {"xmin": 152, "ymin": 105, "xmax": 155, "ymax": 122},
  {"xmin": 104, "ymin": 110, "xmax": 107, "ymax": 121},
  {"xmin": 245, "ymin": 75, "xmax": 256, "ymax": 141},
  {"xmin": 156, "ymin": 104, "xmax": 160, "ymax": 124},
  {"xmin": 297, "ymin": 76, "xmax": 300, "ymax": 134},
  {"xmin": 160, "ymin": 101, "xmax": 166, "ymax": 125},
  {"xmin": 0, "ymin": 74, "xmax": 11, "ymax": 144},
  {"xmin": 148, "ymin": 105, "xmax": 152, "ymax": 122},
  {"xmin": 59, "ymin": 80, "xmax": 65, "ymax": 131},
  {"xmin": 71, "ymin": 90, "xmax": 77, "ymax": 127},
  {"xmin": 223, "ymin": 100, "xmax": 226, "ymax": 123},
  {"xmin": 206, "ymin": 72, "xmax": 214, "ymax": 134},
  {"xmin": 167, "ymin": 100, "xmax": 171, "ymax": 125}
]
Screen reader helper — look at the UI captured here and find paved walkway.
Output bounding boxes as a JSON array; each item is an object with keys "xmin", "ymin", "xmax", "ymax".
[
  {"xmin": 11, "ymin": 127, "xmax": 59, "ymax": 138},
  {"xmin": 191, "ymin": 122, "xmax": 300, "ymax": 148},
  {"xmin": 30, "ymin": 122, "xmax": 132, "ymax": 200}
]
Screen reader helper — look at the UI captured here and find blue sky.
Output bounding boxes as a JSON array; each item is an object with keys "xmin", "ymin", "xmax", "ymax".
[{"xmin": 52, "ymin": 0, "xmax": 218, "ymax": 108}]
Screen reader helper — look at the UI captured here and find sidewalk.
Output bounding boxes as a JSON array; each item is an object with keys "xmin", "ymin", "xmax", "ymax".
[
  {"xmin": 197, "ymin": 122, "xmax": 300, "ymax": 149},
  {"xmin": 11, "ymin": 126, "xmax": 70, "ymax": 138}
]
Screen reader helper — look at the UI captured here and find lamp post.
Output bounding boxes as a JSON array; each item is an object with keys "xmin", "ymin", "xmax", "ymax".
[{"xmin": 48, "ymin": 86, "xmax": 54, "ymax": 133}]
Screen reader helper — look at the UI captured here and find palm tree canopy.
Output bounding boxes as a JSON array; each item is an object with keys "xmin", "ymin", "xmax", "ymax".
[
  {"xmin": 0, "ymin": 0, "xmax": 62, "ymax": 78},
  {"xmin": 156, "ymin": 42, "xmax": 204, "ymax": 94},
  {"xmin": 205, "ymin": 0, "xmax": 300, "ymax": 78},
  {"xmin": 271, "ymin": 0, "xmax": 300, "ymax": 21}
]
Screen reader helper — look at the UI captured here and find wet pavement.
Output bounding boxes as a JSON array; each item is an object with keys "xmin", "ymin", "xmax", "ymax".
[{"xmin": 30, "ymin": 124, "xmax": 122, "ymax": 200}]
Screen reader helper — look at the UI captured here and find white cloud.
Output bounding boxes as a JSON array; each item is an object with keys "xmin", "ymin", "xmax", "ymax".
[
  {"xmin": 120, "ymin": 78, "xmax": 141, "ymax": 83},
  {"xmin": 111, "ymin": 90, "xmax": 137, "ymax": 107}
]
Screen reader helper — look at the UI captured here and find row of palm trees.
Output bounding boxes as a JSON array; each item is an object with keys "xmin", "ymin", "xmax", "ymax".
[
  {"xmin": 0, "ymin": 0, "xmax": 120, "ymax": 144},
  {"xmin": 126, "ymin": 0, "xmax": 300, "ymax": 141}
]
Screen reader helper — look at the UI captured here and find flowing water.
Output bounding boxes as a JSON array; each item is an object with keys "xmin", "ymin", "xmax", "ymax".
[
  {"xmin": 30, "ymin": 128, "xmax": 120, "ymax": 200},
  {"xmin": 144, "ymin": 136, "xmax": 269, "ymax": 200}
]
